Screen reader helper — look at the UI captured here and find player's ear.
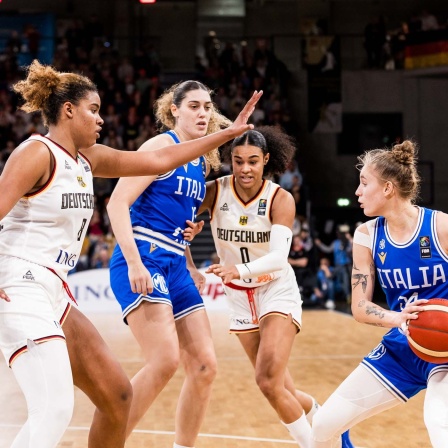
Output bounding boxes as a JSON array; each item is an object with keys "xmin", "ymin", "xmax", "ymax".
[
  {"xmin": 170, "ymin": 104, "xmax": 179, "ymax": 119},
  {"xmin": 64, "ymin": 102, "xmax": 74, "ymax": 118},
  {"xmin": 384, "ymin": 180, "xmax": 394, "ymax": 195}
]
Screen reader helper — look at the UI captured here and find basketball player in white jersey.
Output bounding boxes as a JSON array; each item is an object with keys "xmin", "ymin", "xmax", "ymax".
[
  {"xmin": 0, "ymin": 59, "xmax": 262, "ymax": 448},
  {"xmin": 311, "ymin": 140, "xmax": 448, "ymax": 447},
  {"xmin": 190, "ymin": 126, "xmax": 353, "ymax": 448}
]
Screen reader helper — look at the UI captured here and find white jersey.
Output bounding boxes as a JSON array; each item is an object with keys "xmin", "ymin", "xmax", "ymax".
[
  {"xmin": 210, "ymin": 175, "xmax": 286, "ymax": 288},
  {"xmin": 0, "ymin": 134, "xmax": 94, "ymax": 280}
]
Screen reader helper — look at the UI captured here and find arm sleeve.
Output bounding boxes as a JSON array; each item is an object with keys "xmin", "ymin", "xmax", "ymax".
[{"xmin": 235, "ymin": 224, "xmax": 292, "ymax": 280}]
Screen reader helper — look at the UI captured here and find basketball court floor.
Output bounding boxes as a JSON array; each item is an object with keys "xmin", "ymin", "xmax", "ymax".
[{"xmin": 0, "ymin": 309, "xmax": 431, "ymax": 447}]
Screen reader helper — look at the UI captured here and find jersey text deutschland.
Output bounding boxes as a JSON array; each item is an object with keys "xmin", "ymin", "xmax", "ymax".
[
  {"xmin": 61, "ymin": 193, "xmax": 95, "ymax": 210},
  {"xmin": 216, "ymin": 228, "xmax": 270, "ymax": 243}
]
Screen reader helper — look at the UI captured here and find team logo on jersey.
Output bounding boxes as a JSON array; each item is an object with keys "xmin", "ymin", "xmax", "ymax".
[
  {"xmin": 419, "ymin": 236, "xmax": 432, "ymax": 258},
  {"xmin": 23, "ymin": 270, "xmax": 35, "ymax": 281},
  {"xmin": 220, "ymin": 203, "xmax": 229, "ymax": 212},
  {"xmin": 150, "ymin": 243, "xmax": 158, "ymax": 253},
  {"xmin": 258, "ymin": 199, "xmax": 267, "ymax": 216},
  {"xmin": 379, "ymin": 239, "xmax": 386, "ymax": 250},
  {"xmin": 367, "ymin": 342, "xmax": 386, "ymax": 360},
  {"xmin": 65, "ymin": 160, "xmax": 72, "ymax": 170},
  {"xmin": 239, "ymin": 215, "xmax": 248, "ymax": 225},
  {"xmin": 77, "ymin": 176, "xmax": 86, "ymax": 187},
  {"xmin": 152, "ymin": 273, "xmax": 169, "ymax": 294},
  {"xmin": 378, "ymin": 251, "xmax": 387, "ymax": 264}
]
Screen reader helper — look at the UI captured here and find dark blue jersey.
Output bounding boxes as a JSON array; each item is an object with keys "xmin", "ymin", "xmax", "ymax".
[
  {"xmin": 372, "ymin": 207, "xmax": 448, "ymax": 312},
  {"xmin": 130, "ymin": 131, "xmax": 207, "ymax": 253}
]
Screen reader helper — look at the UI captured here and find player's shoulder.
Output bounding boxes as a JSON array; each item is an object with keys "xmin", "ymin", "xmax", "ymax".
[
  {"xmin": 11, "ymin": 137, "xmax": 52, "ymax": 163},
  {"xmin": 274, "ymin": 186, "xmax": 294, "ymax": 204},
  {"xmin": 138, "ymin": 132, "xmax": 174, "ymax": 152}
]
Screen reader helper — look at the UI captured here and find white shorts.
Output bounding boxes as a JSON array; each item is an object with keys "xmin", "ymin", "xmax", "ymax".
[
  {"xmin": 0, "ymin": 255, "xmax": 71, "ymax": 366},
  {"xmin": 224, "ymin": 266, "xmax": 303, "ymax": 333}
]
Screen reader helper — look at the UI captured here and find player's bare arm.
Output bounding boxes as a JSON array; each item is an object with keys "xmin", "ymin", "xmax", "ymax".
[
  {"xmin": 352, "ymin": 241, "xmax": 428, "ymax": 328},
  {"xmin": 0, "ymin": 141, "xmax": 50, "ymax": 220}
]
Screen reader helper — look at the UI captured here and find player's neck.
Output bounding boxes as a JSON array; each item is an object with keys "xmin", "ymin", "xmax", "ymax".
[{"xmin": 385, "ymin": 204, "xmax": 419, "ymax": 241}]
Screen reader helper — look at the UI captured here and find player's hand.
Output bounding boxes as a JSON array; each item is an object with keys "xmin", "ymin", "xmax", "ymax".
[
  {"xmin": 229, "ymin": 90, "xmax": 263, "ymax": 137},
  {"xmin": 206, "ymin": 263, "xmax": 240, "ymax": 284},
  {"xmin": 0, "ymin": 288, "xmax": 10, "ymax": 302},
  {"xmin": 396, "ymin": 298, "xmax": 429, "ymax": 335},
  {"xmin": 188, "ymin": 268, "xmax": 206, "ymax": 294},
  {"xmin": 183, "ymin": 220, "xmax": 204, "ymax": 242},
  {"xmin": 127, "ymin": 261, "xmax": 153, "ymax": 295}
]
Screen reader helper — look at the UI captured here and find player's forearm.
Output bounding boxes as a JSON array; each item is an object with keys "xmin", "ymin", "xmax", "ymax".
[
  {"xmin": 107, "ymin": 203, "xmax": 141, "ymax": 264},
  {"xmin": 351, "ymin": 298, "xmax": 398, "ymax": 328}
]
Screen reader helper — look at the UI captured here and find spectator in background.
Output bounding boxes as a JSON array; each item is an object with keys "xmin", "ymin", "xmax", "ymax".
[
  {"xmin": 279, "ymin": 159, "xmax": 302, "ymax": 191},
  {"xmin": 391, "ymin": 22, "xmax": 409, "ymax": 69},
  {"xmin": 102, "ymin": 128, "xmax": 124, "ymax": 150},
  {"xmin": 364, "ymin": 15, "xmax": 386, "ymax": 68},
  {"xmin": 25, "ymin": 113, "xmax": 47, "ymax": 137},
  {"xmin": 314, "ymin": 257, "xmax": 336, "ymax": 310},
  {"xmin": 91, "ymin": 239, "xmax": 113, "ymax": 269},
  {"xmin": 420, "ymin": 9, "xmax": 439, "ymax": 31},
  {"xmin": 315, "ymin": 224, "xmax": 353, "ymax": 303},
  {"xmin": 24, "ymin": 24, "xmax": 40, "ymax": 61},
  {"xmin": 288, "ymin": 234, "xmax": 316, "ymax": 302},
  {"xmin": 201, "ymin": 251, "xmax": 220, "ymax": 268}
]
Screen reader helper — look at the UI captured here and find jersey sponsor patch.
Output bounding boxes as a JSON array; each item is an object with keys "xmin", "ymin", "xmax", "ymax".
[
  {"xmin": 419, "ymin": 236, "xmax": 432, "ymax": 258},
  {"xmin": 257, "ymin": 199, "xmax": 267, "ymax": 216}
]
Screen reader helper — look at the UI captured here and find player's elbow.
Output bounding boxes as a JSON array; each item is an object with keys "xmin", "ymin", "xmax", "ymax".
[
  {"xmin": 351, "ymin": 301, "xmax": 366, "ymax": 323},
  {"xmin": 273, "ymin": 251, "xmax": 289, "ymax": 271}
]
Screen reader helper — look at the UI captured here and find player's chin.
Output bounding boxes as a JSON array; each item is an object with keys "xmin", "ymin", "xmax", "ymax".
[{"xmin": 361, "ymin": 207, "xmax": 374, "ymax": 217}]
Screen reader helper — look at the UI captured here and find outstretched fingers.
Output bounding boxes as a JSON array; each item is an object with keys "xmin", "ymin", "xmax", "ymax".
[{"xmin": 233, "ymin": 90, "xmax": 263, "ymax": 131}]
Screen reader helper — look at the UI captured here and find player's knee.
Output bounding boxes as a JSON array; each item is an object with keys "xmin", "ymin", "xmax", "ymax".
[
  {"xmin": 311, "ymin": 410, "xmax": 337, "ymax": 442},
  {"xmin": 202, "ymin": 352, "xmax": 218, "ymax": 383},
  {"xmin": 54, "ymin": 399, "xmax": 74, "ymax": 431},
  {"xmin": 160, "ymin": 352, "xmax": 181, "ymax": 380},
  {"xmin": 99, "ymin": 373, "xmax": 133, "ymax": 420},
  {"xmin": 424, "ymin": 404, "xmax": 448, "ymax": 435},
  {"xmin": 192, "ymin": 351, "xmax": 218, "ymax": 385},
  {"xmin": 38, "ymin": 393, "xmax": 74, "ymax": 437},
  {"xmin": 115, "ymin": 376, "xmax": 133, "ymax": 409},
  {"xmin": 255, "ymin": 371, "xmax": 279, "ymax": 400}
]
